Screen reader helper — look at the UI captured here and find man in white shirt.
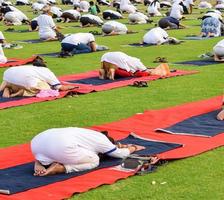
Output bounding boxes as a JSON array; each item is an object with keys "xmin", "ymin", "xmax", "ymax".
[
  {"xmin": 79, "ymin": 0, "xmax": 90, "ymax": 12},
  {"xmin": 60, "ymin": 8, "xmax": 81, "ymax": 22},
  {"xmin": 99, "ymin": 52, "xmax": 170, "ymax": 80},
  {"xmin": 2, "ymin": 7, "xmax": 29, "ymax": 25},
  {"xmin": 183, "ymin": 0, "xmax": 194, "ymax": 14},
  {"xmin": 128, "ymin": 12, "xmax": 150, "ymax": 24},
  {"xmin": 120, "ymin": 0, "xmax": 137, "ymax": 13},
  {"xmin": 213, "ymin": 39, "xmax": 224, "ymax": 61},
  {"xmin": 143, "ymin": 27, "xmax": 169, "ymax": 45},
  {"xmin": 60, "ymin": 33, "xmax": 96, "ymax": 55},
  {"xmin": 148, "ymin": 0, "xmax": 162, "ymax": 16},
  {"xmin": 31, "ymin": 127, "xmax": 145, "ymax": 176},
  {"xmin": 80, "ymin": 14, "xmax": 103, "ymax": 27},
  {"xmin": 0, "ymin": 57, "xmax": 75, "ymax": 97},
  {"xmin": 102, "ymin": 21, "xmax": 128, "ymax": 35},
  {"xmin": 170, "ymin": 1, "xmax": 184, "ymax": 20},
  {"xmin": 103, "ymin": 9, "xmax": 123, "ymax": 20},
  {"xmin": 16, "ymin": 0, "xmax": 30, "ymax": 5},
  {"xmin": 37, "ymin": 5, "xmax": 60, "ymax": 40},
  {"xmin": 0, "ymin": 44, "xmax": 7, "ymax": 64}
]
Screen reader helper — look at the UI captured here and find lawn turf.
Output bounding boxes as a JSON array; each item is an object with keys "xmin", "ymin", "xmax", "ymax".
[{"xmin": 0, "ymin": 3, "xmax": 223, "ymax": 200}]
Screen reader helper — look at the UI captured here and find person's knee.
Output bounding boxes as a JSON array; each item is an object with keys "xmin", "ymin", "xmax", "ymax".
[{"xmin": 89, "ymin": 154, "xmax": 100, "ymax": 168}]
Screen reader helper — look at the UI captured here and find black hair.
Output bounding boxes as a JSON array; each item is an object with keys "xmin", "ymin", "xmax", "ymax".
[
  {"xmin": 101, "ymin": 131, "xmax": 116, "ymax": 144},
  {"xmin": 90, "ymin": 1, "xmax": 94, "ymax": 5},
  {"xmin": 32, "ymin": 56, "xmax": 47, "ymax": 67}
]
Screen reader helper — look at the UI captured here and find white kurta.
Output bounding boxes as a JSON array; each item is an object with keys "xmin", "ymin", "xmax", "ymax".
[
  {"xmin": 62, "ymin": 33, "xmax": 95, "ymax": 45},
  {"xmin": 0, "ymin": 45, "xmax": 7, "ymax": 64},
  {"xmin": 3, "ymin": 65, "xmax": 61, "ymax": 88},
  {"xmin": 102, "ymin": 21, "xmax": 128, "ymax": 34},
  {"xmin": 128, "ymin": 12, "xmax": 149, "ymax": 24},
  {"xmin": 101, "ymin": 52, "xmax": 147, "ymax": 73},
  {"xmin": 213, "ymin": 39, "xmax": 224, "ymax": 56},
  {"xmin": 170, "ymin": 3, "xmax": 183, "ymax": 19},
  {"xmin": 31, "ymin": 127, "xmax": 130, "ymax": 173},
  {"xmin": 143, "ymin": 27, "xmax": 169, "ymax": 45},
  {"xmin": 37, "ymin": 14, "xmax": 56, "ymax": 39}
]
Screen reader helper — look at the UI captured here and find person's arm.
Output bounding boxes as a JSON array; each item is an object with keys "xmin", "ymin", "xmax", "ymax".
[
  {"xmin": 0, "ymin": 81, "xmax": 7, "ymax": 91},
  {"xmin": 35, "ymin": 162, "xmax": 66, "ymax": 176},
  {"xmin": 214, "ymin": 54, "xmax": 224, "ymax": 62},
  {"xmin": 217, "ymin": 109, "xmax": 224, "ymax": 120},
  {"xmin": 90, "ymin": 41, "xmax": 97, "ymax": 52},
  {"xmin": 108, "ymin": 144, "xmax": 145, "ymax": 159}
]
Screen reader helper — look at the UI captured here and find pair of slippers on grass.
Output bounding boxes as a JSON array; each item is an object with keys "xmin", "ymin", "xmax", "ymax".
[
  {"xmin": 153, "ymin": 57, "xmax": 168, "ymax": 63},
  {"xmin": 130, "ymin": 81, "xmax": 148, "ymax": 88}
]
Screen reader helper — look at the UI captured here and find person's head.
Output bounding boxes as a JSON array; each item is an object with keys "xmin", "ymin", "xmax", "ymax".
[
  {"xmin": 101, "ymin": 131, "xmax": 116, "ymax": 144},
  {"xmin": 102, "ymin": 24, "xmax": 113, "ymax": 34},
  {"xmin": 42, "ymin": 5, "xmax": 51, "ymax": 14},
  {"xmin": 32, "ymin": 56, "xmax": 47, "ymax": 67},
  {"xmin": 90, "ymin": 1, "xmax": 94, "ymax": 6}
]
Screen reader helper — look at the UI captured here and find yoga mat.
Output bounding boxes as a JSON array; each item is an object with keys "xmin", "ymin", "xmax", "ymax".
[
  {"xmin": 37, "ymin": 52, "xmax": 60, "ymax": 57},
  {"xmin": 128, "ymin": 43, "xmax": 153, "ymax": 47},
  {"xmin": 0, "ymin": 133, "xmax": 181, "ymax": 195},
  {"xmin": 155, "ymin": 109, "xmax": 224, "ymax": 137},
  {"xmin": 0, "ymin": 70, "xmax": 198, "ymax": 109},
  {"xmin": 0, "ymin": 56, "xmax": 37, "ymax": 68},
  {"xmin": 4, "ymin": 29, "xmax": 31, "ymax": 33},
  {"xmin": 69, "ymin": 76, "xmax": 133, "ymax": 85},
  {"xmin": 183, "ymin": 36, "xmax": 215, "ymax": 40},
  {"xmin": 0, "ymin": 96, "xmax": 223, "ymax": 200},
  {"xmin": 17, "ymin": 39, "xmax": 57, "ymax": 44},
  {"xmin": 174, "ymin": 59, "xmax": 221, "ymax": 66}
]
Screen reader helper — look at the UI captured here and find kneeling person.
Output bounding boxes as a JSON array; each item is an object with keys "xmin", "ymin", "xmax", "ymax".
[
  {"xmin": 60, "ymin": 33, "xmax": 97, "ymax": 55},
  {"xmin": 0, "ymin": 57, "xmax": 75, "ymax": 98},
  {"xmin": 99, "ymin": 51, "xmax": 170, "ymax": 80},
  {"xmin": 31, "ymin": 127, "xmax": 145, "ymax": 175}
]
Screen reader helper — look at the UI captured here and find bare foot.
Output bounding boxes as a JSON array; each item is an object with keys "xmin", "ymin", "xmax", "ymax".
[
  {"xmin": 34, "ymin": 160, "xmax": 47, "ymax": 176},
  {"xmin": 39, "ymin": 162, "xmax": 65, "ymax": 176},
  {"xmin": 60, "ymin": 85, "xmax": 77, "ymax": 91},
  {"xmin": 217, "ymin": 110, "xmax": 224, "ymax": 120}
]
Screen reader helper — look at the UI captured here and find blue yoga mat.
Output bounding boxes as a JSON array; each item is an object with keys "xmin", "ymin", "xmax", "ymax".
[
  {"xmin": 0, "ymin": 91, "xmax": 29, "ymax": 103},
  {"xmin": 0, "ymin": 134, "xmax": 181, "ymax": 194},
  {"xmin": 129, "ymin": 43, "xmax": 153, "ymax": 47},
  {"xmin": 37, "ymin": 52, "xmax": 60, "ymax": 57},
  {"xmin": 174, "ymin": 59, "xmax": 220, "ymax": 66},
  {"xmin": 68, "ymin": 76, "xmax": 133, "ymax": 85},
  {"xmin": 183, "ymin": 36, "xmax": 214, "ymax": 40},
  {"xmin": 156, "ymin": 110, "xmax": 224, "ymax": 137}
]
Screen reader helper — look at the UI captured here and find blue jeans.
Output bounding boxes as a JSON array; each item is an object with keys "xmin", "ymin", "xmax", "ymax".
[{"xmin": 61, "ymin": 43, "xmax": 92, "ymax": 54}]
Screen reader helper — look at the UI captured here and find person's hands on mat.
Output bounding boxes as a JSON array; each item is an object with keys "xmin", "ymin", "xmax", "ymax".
[{"xmin": 217, "ymin": 109, "xmax": 224, "ymax": 120}]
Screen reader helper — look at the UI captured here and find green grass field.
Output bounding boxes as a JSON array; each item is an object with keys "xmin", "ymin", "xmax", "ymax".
[{"xmin": 0, "ymin": 3, "xmax": 223, "ymax": 200}]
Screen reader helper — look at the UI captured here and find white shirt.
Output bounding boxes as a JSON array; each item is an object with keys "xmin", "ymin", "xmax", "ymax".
[
  {"xmin": 51, "ymin": 6, "xmax": 63, "ymax": 17},
  {"xmin": 62, "ymin": 33, "xmax": 95, "ymax": 45},
  {"xmin": 103, "ymin": 10, "xmax": 122, "ymax": 18},
  {"xmin": 0, "ymin": 44, "xmax": 7, "ymax": 64},
  {"xmin": 3, "ymin": 65, "xmax": 61, "ymax": 88},
  {"xmin": 37, "ymin": 14, "xmax": 56, "ymax": 39},
  {"xmin": 102, "ymin": 21, "xmax": 128, "ymax": 34},
  {"xmin": 32, "ymin": 2, "xmax": 45, "ymax": 11},
  {"xmin": 81, "ymin": 14, "xmax": 103, "ymax": 24},
  {"xmin": 214, "ymin": 39, "xmax": 224, "ymax": 49},
  {"xmin": 31, "ymin": 127, "xmax": 130, "ymax": 170},
  {"xmin": 16, "ymin": 0, "xmax": 29, "ymax": 4},
  {"xmin": 170, "ymin": 2, "xmax": 183, "ymax": 19},
  {"xmin": 143, "ymin": 27, "xmax": 169, "ymax": 45},
  {"xmin": 4, "ymin": 12, "xmax": 24, "ymax": 25},
  {"xmin": 148, "ymin": 1, "xmax": 161, "ymax": 16},
  {"xmin": 63, "ymin": 9, "xmax": 81, "ymax": 18},
  {"xmin": 128, "ymin": 12, "xmax": 149, "ymax": 24},
  {"xmin": 183, "ymin": 0, "xmax": 193, "ymax": 8},
  {"xmin": 101, "ymin": 52, "xmax": 147, "ymax": 73},
  {"xmin": 79, "ymin": 0, "xmax": 90, "ymax": 12},
  {"xmin": 0, "ymin": 31, "xmax": 5, "ymax": 40}
]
